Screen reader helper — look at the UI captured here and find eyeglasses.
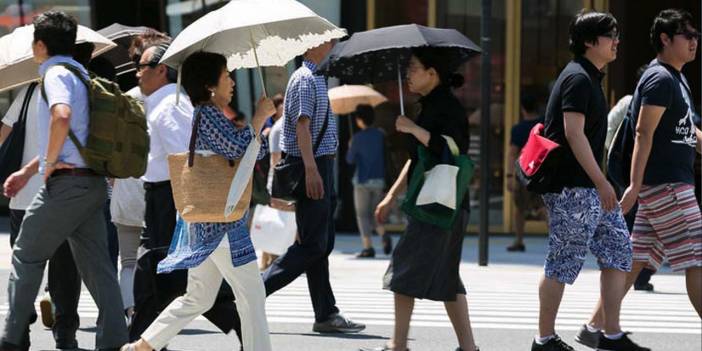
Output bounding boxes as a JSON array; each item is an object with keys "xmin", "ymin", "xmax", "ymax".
[
  {"xmin": 600, "ymin": 31, "xmax": 620, "ymax": 41},
  {"xmin": 136, "ymin": 62, "xmax": 159, "ymax": 72},
  {"xmin": 676, "ymin": 30, "xmax": 701, "ymax": 41}
]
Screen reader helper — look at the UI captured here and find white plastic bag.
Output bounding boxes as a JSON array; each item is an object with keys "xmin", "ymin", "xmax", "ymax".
[
  {"xmin": 415, "ymin": 164, "xmax": 459, "ymax": 209},
  {"xmin": 250, "ymin": 204, "xmax": 297, "ymax": 255}
]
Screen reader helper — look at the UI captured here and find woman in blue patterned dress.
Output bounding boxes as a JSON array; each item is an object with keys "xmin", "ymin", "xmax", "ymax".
[{"xmin": 122, "ymin": 51, "xmax": 276, "ymax": 351}]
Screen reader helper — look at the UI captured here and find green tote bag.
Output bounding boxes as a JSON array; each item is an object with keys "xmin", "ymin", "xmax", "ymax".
[{"xmin": 401, "ymin": 136, "xmax": 475, "ymax": 230}]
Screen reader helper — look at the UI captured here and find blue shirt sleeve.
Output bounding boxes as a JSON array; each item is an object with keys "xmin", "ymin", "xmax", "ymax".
[
  {"xmin": 197, "ymin": 105, "xmax": 254, "ymax": 160},
  {"xmin": 287, "ymin": 74, "xmax": 316, "ymax": 126},
  {"xmin": 44, "ymin": 67, "xmax": 77, "ymax": 109}
]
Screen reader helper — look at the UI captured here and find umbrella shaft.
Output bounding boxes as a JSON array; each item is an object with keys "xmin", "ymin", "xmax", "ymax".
[{"xmin": 397, "ymin": 64, "xmax": 405, "ymax": 116}]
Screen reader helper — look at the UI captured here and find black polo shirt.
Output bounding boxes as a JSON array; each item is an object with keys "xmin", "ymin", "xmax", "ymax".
[{"xmin": 543, "ymin": 56, "xmax": 608, "ymax": 191}]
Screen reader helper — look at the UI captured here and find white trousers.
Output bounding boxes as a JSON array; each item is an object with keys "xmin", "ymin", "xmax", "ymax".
[{"xmin": 141, "ymin": 241, "xmax": 271, "ymax": 351}]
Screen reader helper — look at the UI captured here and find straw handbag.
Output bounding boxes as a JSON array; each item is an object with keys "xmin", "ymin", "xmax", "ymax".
[{"xmin": 168, "ymin": 110, "xmax": 259, "ymax": 223}]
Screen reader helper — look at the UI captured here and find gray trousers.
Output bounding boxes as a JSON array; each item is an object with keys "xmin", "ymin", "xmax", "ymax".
[
  {"xmin": 2, "ymin": 175, "xmax": 128, "ymax": 348},
  {"xmin": 353, "ymin": 182, "xmax": 385, "ymax": 238}
]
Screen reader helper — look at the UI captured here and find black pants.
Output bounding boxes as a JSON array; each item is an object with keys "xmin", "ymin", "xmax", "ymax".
[
  {"xmin": 129, "ymin": 182, "xmax": 241, "ymax": 342},
  {"xmin": 10, "ymin": 210, "xmax": 81, "ymax": 345},
  {"xmin": 261, "ymin": 156, "xmax": 339, "ymax": 322}
]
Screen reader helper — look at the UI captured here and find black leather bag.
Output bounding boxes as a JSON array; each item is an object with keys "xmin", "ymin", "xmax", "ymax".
[
  {"xmin": 0, "ymin": 83, "xmax": 37, "ymax": 184},
  {"xmin": 271, "ymin": 109, "xmax": 330, "ymax": 201}
]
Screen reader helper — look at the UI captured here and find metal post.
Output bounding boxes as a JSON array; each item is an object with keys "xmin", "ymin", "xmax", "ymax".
[
  {"xmin": 479, "ymin": 0, "xmax": 492, "ymax": 266},
  {"xmin": 18, "ymin": 0, "xmax": 25, "ymax": 26}
]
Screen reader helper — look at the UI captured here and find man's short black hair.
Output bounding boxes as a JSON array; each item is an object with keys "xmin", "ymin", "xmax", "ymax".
[
  {"xmin": 520, "ymin": 93, "xmax": 538, "ymax": 114},
  {"xmin": 353, "ymin": 104, "xmax": 375, "ymax": 126},
  {"xmin": 650, "ymin": 9, "xmax": 694, "ymax": 53},
  {"xmin": 33, "ymin": 10, "xmax": 78, "ymax": 57},
  {"xmin": 568, "ymin": 10, "xmax": 618, "ymax": 56}
]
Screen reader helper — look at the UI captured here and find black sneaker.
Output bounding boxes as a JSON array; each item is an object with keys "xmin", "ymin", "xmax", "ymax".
[
  {"xmin": 633, "ymin": 283, "xmax": 654, "ymax": 291},
  {"xmin": 313, "ymin": 313, "xmax": 366, "ymax": 333},
  {"xmin": 575, "ymin": 324, "xmax": 602, "ymax": 349},
  {"xmin": 596, "ymin": 332, "xmax": 650, "ymax": 351},
  {"xmin": 531, "ymin": 335, "xmax": 575, "ymax": 351},
  {"xmin": 356, "ymin": 248, "xmax": 376, "ymax": 258},
  {"xmin": 506, "ymin": 242, "xmax": 526, "ymax": 252},
  {"xmin": 382, "ymin": 235, "xmax": 393, "ymax": 255}
]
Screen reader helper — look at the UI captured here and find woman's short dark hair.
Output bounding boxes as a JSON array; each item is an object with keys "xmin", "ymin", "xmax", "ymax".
[
  {"xmin": 568, "ymin": 10, "xmax": 618, "ymax": 56},
  {"xmin": 353, "ymin": 104, "xmax": 375, "ymax": 126},
  {"xmin": 411, "ymin": 47, "xmax": 465, "ymax": 88},
  {"xmin": 650, "ymin": 9, "xmax": 694, "ymax": 53},
  {"xmin": 33, "ymin": 10, "xmax": 77, "ymax": 57},
  {"xmin": 272, "ymin": 93, "xmax": 284, "ymax": 108},
  {"xmin": 182, "ymin": 51, "xmax": 228, "ymax": 106}
]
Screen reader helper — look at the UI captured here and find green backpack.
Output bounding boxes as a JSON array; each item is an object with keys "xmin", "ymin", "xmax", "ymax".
[{"xmin": 41, "ymin": 63, "xmax": 149, "ymax": 179}]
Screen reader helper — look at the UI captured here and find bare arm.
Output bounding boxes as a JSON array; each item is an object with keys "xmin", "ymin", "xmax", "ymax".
[
  {"xmin": 44, "ymin": 104, "xmax": 73, "ymax": 180},
  {"xmin": 696, "ymin": 127, "xmax": 702, "ymax": 154},
  {"xmin": 296, "ymin": 116, "xmax": 324, "ymax": 200},
  {"xmin": 629, "ymin": 105, "xmax": 665, "ymax": 190},
  {"xmin": 563, "ymin": 111, "xmax": 616, "ymax": 211},
  {"xmin": 0, "ymin": 124, "xmax": 11, "ymax": 144},
  {"xmin": 387, "ymin": 159, "xmax": 411, "ymax": 200},
  {"xmin": 375, "ymin": 159, "xmax": 411, "ymax": 224}
]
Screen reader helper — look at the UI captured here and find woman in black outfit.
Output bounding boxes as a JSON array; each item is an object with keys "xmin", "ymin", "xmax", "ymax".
[{"xmin": 366, "ymin": 47, "xmax": 478, "ymax": 351}]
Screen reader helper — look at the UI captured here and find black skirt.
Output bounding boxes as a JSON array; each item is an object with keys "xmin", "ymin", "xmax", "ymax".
[{"xmin": 382, "ymin": 210, "xmax": 467, "ymax": 301}]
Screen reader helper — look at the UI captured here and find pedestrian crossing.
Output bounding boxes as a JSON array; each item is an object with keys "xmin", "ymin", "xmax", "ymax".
[{"xmin": 0, "ymin": 267, "xmax": 698, "ymax": 336}]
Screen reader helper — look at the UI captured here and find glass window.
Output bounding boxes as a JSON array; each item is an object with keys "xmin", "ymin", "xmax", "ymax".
[{"xmin": 438, "ymin": 0, "xmax": 507, "ymax": 228}]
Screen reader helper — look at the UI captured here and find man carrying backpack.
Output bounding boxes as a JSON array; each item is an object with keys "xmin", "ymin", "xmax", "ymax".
[
  {"xmin": 0, "ymin": 11, "xmax": 128, "ymax": 350},
  {"xmin": 583, "ymin": 9, "xmax": 702, "ymax": 338}
]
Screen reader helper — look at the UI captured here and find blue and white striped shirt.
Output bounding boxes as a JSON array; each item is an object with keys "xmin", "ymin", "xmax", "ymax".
[
  {"xmin": 281, "ymin": 60, "xmax": 337, "ymax": 157},
  {"xmin": 157, "ymin": 104, "xmax": 268, "ymax": 273}
]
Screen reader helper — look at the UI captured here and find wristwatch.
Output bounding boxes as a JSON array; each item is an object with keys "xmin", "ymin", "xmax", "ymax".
[{"xmin": 44, "ymin": 158, "xmax": 57, "ymax": 168}]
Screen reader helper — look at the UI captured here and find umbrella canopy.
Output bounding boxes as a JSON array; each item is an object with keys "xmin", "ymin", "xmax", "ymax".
[
  {"xmin": 97, "ymin": 23, "xmax": 154, "ymax": 72},
  {"xmin": 159, "ymin": 0, "xmax": 346, "ymax": 71},
  {"xmin": 0, "ymin": 24, "xmax": 116, "ymax": 93},
  {"xmin": 328, "ymin": 84, "xmax": 387, "ymax": 115},
  {"xmin": 97, "ymin": 23, "xmax": 157, "ymax": 91},
  {"xmin": 318, "ymin": 23, "xmax": 481, "ymax": 84}
]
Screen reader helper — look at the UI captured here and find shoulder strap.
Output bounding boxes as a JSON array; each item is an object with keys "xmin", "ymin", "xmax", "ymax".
[
  {"xmin": 39, "ymin": 63, "xmax": 90, "ymax": 152},
  {"xmin": 17, "ymin": 82, "xmax": 37, "ymax": 125},
  {"xmin": 312, "ymin": 102, "xmax": 330, "ymax": 154}
]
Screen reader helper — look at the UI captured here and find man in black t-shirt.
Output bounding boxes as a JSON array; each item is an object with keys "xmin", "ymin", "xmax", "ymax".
[
  {"xmin": 531, "ymin": 10, "xmax": 648, "ymax": 351},
  {"xmin": 586, "ymin": 8, "xmax": 702, "ymax": 335}
]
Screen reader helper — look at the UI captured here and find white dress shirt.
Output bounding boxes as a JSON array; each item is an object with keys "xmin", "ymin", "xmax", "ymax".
[
  {"xmin": 1, "ymin": 85, "xmax": 41, "ymax": 210},
  {"xmin": 141, "ymin": 83, "xmax": 194, "ymax": 183}
]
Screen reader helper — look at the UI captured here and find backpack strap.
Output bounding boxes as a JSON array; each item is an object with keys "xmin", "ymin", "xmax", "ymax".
[{"xmin": 39, "ymin": 62, "xmax": 91, "ymax": 152}]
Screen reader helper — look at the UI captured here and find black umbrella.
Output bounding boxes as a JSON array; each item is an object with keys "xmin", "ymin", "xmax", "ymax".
[
  {"xmin": 318, "ymin": 24, "xmax": 481, "ymax": 115},
  {"xmin": 97, "ymin": 23, "xmax": 154, "ymax": 90}
]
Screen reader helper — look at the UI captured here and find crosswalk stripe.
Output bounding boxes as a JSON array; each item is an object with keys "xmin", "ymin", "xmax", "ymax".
[{"xmin": 0, "ymin": 274, "xmax": 699, "ymax": 335}]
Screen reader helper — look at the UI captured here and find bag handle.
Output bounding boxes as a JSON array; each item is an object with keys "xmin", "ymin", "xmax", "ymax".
[
  {"xmin": 17, "ymin": 82, "xmax": 37, "ymax": 126},
  {"xmin": 441, "ymin": 135, "xmax": 460, "ymax": 157},
  {"xmin": 188, "ymin": 106, "xmax": 236, "ymax": 168}
]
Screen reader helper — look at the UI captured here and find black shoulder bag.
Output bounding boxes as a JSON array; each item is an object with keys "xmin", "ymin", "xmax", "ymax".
[
  {"xmin": 271, "ymin": 105, "xmax": 330, "ymax": 201},
  {"xmin": 0, "ymin": 82, "xmax": 38, "ymax": 184}
]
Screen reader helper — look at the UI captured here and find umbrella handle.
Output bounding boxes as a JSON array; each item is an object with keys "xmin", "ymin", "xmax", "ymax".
[
  {"xmin": 250, "ymin": 31, "xmax": 268, "ymax": 97},
  {"xmin": 397, "ymin": 63, "xmax": 405, "ymax": 116}
]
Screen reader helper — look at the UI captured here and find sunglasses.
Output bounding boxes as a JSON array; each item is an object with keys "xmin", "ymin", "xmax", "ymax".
[
  {"xmin": 676, "ymin": 30, "xmax": 701, "ymax": 41},
  {"xmin": 136, "ymin": 61, "xmax": 159, "ymax": 72}
]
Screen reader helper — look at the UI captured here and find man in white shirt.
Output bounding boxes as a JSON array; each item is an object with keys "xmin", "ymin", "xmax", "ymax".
[
  {"xmin": 1, "ymin": 11, "xmax": 127, "ymax": 350},
  {"xmin": 129, "ymin": 43, "xmax": 241, "ymax": 342}
]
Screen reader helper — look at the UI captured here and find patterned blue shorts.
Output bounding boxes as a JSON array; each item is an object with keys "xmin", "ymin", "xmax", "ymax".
[{"xmin": 542, "ymin": 187, "xmax": 632, "ymax": 284}]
